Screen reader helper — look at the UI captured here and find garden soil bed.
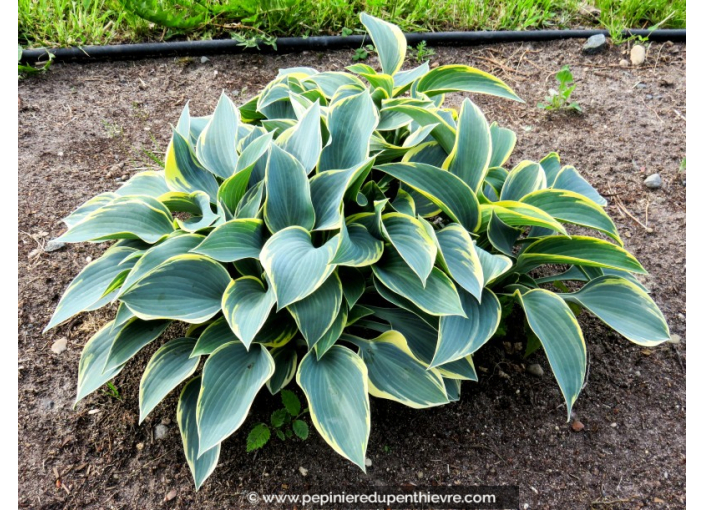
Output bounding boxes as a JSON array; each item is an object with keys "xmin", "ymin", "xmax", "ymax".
[{"xmin": 18, "ymin": 40, "xmax": 686, "ymax": 509}]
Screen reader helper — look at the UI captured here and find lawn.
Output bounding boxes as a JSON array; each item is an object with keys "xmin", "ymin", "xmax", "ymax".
[{"xmin": 19, "ymin": 0, "xmax": 686, "ymax": 48}]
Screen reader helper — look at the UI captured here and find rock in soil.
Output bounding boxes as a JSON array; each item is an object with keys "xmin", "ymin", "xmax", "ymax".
[
  {"xmin": 44, "ymin": 239, "xmax": 65, "ymax": 252},
  {"xmin": 631, "ymin": 45, "xmax": 646, "ymax": 66},
  {"xmin": 582, "ymin": 34, "xmax": 607, "ymax": 54},
  {"xmin": 571, "ymin": 420, "xmax": 585, "ymax": 432},
  {"xmin": 299, "ymin": 466, "xmax": 308, "ymax": 476},
  {"xmin": 365, "ymin": 458, "xmax": 372, "ymax": 468},
  {"xmin": 527, "ymin": 364, "xmax": 545, "ymax": 377},
  {"xmin": 644, "ymin": 173, "xmax": 662, "ymax": 189},
  {"xmin": 619, "ymin": 59, "xmax": 629, "ymax": 67},
  {"xmin": 164, "ymin": 489, "xmax": 177, "ymax": 502},
  {"xmin": 50, "ymin": 338, "xmax": 67, "ymax": 354},
  {"xmin": 669, "ymin": 334, "xmax": 681, "ymax": 344},
  {"xmin": 154, "ymin": 424, "xmax": 169, "ymax": 440}
]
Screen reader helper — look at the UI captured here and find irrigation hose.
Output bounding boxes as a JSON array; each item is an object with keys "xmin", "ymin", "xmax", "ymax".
[{"xmin": 20, "ymin": 29, "xmax": 685, "ymax": 63}]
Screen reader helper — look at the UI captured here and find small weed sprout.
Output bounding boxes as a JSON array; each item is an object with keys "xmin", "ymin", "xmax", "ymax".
[
  {"xmin": 411, "ymin": 41, "xmax": 436, "ymax": 63},
  {"xmin": 246, "ymin": 390, "xmax": 309, "ymax": 452},
  {"xmin": 538, "ymin": 65, "xmax": 582, "ymax": 113}
]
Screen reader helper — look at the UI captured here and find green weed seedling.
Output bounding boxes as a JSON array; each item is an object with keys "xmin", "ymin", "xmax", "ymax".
[
  {"xmin": 246, "ymin": 390, "xmax": 309, "ymax": 452},
  {"xmin": 538, "ymin": 65, "xmax": 582, "ymax": 113}
]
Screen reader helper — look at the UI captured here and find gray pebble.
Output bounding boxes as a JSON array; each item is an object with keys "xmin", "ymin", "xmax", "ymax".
[
  {"xmin": 644, "ymin": 173, "xmax": 662, "ymax": 189},
  {"xmin": 583, "ymin": 34, "xmax": 607, "ymax": 54},
  {"xmin": 155, "ymin": 424, "xmax": 169, "ymax": 440},
  {"xmin": 200, "ymin": 56, "xmax": 210, "ymax": 64},
  {"xmin": 527, "ymin": 364, "xmax": 544, "ymax": 377},
  {"xmin": 44, "ymin": 239, "xmax": 66, "ymax": 252}
]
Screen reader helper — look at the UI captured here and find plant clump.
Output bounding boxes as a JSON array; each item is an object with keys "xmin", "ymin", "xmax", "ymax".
[{"xmin": 46, "ymin": 13, "xmax": 670, "ymax": 490}]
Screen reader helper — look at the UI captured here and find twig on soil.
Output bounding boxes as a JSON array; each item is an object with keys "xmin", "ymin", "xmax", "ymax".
[
  {"xmin": 641, "ymin": 98, "xmax": 665, "ymax": 124},
  {"xmin": 608, "ymin": 184, "xmax": 652, "ymax": 232},
  {"xmin": 474, "ymin": 56, "xmax": 529, "ymax": 78},
  {"xmin": 467, "ymin": 444, "xmax": 506, "ymax": 464},
  {"xmin": 591, "ymin": 497, "xmax": 635, "ymax": 507},
  {"xmin": 670, "ymin": 343, "xmax": 685, "ymax": 372}
]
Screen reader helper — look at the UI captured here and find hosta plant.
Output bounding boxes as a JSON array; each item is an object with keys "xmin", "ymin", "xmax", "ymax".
[{"xmin": 46, "ymin": 13, "xmax": 670, "ymax": 489}]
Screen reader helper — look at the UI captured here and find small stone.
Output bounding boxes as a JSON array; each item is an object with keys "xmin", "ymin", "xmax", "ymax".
[
  {"xmin": 669, "ymin": 334, "xmax": 681, "ymax": 344},
  {"xmin": 85, "ymin": 256, "xmax": 92, "ymax": 263},
  {"xmin": 365, "ymin": 458, "xmax": 372, "ymax": 468},
  {"xmin": 619, "ymin": 59, "xmax": 629, "ymax": 67},
  {"xmin": 635, "ymin": 82, "xmax": 647, "ymax": 89},
  {"xmin": 28, "ymin": 248, "xmax": 40, "ymax": 259},
  {"xmin": 299, "ymin": 466, "xmax": 308, "ymax": 476},
  {"xmin": 44, "ymin": 239, "xmax": 66, "ymax": 252},
  {"xmin": 631, "ymin": 45, "xmax": 646, "ymax": 66},
  {"xmin": 644, "ymin": 173, "xmax": 662, "ymax": 189},
  {"xmin": 40, "ymin": 398, "xmax": 55, "ymax": 411},
  {"xmin": 582, "ymin": 34, "xmax": 607, "ymax": 54},
  {"xmin": 610, "ymin": 422, "xmax": 618, "ymax": 428},
  {"xmin": 417, "ymin": 471, "xmax": 424, "ymax": 479},
  {"xmin": 200, "ymin": 56, "xmax": 210, "ymax": 63},
  {"xmin": 164, "ymin": 489, "xmax": 177, "ymax": 502},
  {"xmin": 154, "ymin": 424, "xmax": 169, "ymax": 440},
  {"xmin": 50, "ymin": 338, "xmax": 68, "ymax": 354},
  {"xmin": 527, "ymin": 364, "xmax": 544, "ymax": 377},
  {"xmin": 571, "ymin": 420, "xmax": 585, "ymax": 432},
  {"xmin": 136, "ymin": 442, "xmax": 144, "ymax": 451}
]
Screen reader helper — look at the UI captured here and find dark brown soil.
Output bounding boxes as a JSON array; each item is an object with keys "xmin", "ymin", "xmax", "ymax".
[{"xmin": 18, "ymin": 40, "xmax": 686, "ymax": 509}]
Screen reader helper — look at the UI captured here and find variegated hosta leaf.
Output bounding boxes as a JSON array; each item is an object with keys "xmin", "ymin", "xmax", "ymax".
[
  {"xmin": 339, "ymin": 267, "xmax": 366, "ymax": 308},
  {"xmin": 516, "ymin": 236, "xmax": 646, "ymax": 274},
  {"xmin": 432, "ymin": 289, "xmax": 501, "ymax": 367},
  {"xmin": 276, "ymin": 100, "xmax": 322, "ymax": 174},
  {"xmin": 196, "ymin": 92, "xmax": 239, "ymax": 179},
  {"xmin": 319, "ymin": 90, "xmax": 378, "ymax": 171},
  {"xmin": 380, "ymin": 212, "xmax": 437, "ymax": 285},
  {"xmin": 377, "ymin": 162, "xmax": 481, "ymax": 233},
  {"xmin": 310, "ymin": 159, "xmax": 374, "ymax": 231},
  {"xmin": 364, "ymin": 306, "xmax": 475, "ymax": 380},
  {"xmin": 235, "ymin": 181, "xmax": 264, "ymax": 219},
  {"xmin": 372, "ymin": 247, "xmax": 464, "ymax": 317},
  {"xmin": 347, "ymin": 331, "xmax": 449, "ymax": 409},
  {"xmin": 304, "ymin": 71, "xmax": 365, "ymax": 98},
  {"xmin": 116, "ymin": 171, "xmax": 170, "ymax": 198},
  {"xmin": 191, "ymin": 219, "xmax": 264, "ymax": 262},
  {"xmin": 475, "ymin": 245, "xmax": 513, "ymax": 284},
  {"xmin": 297, "ymin": 345, "xmax": 370, "ymax": 471},
  {"xmin": 288, "ymin": 273, "xmax": 343, "ymax": 349},
  {"xmin": 121, "ymin": 254, "xmax": 231, "ymax": 323},
  {"xmin": 190, "ymin": 316, "xmax": 239, "ymax": 358},
  {"xmin": 393, "ymin": 62, "xmax": 430, "ymax": 94},
  {"xmin": 264, "ymin": 144, "xmax": 316, "ymax": 233},
  {"xmin": 517, "ymin": 289, "xmax": 587, "ymax": 419},
  {"xmin": 62, "ymin": 192, "xmax": 118, "ymax": 228},
  {"xmin": 260, "ymin": 226, "xmax": 339, "ymax": 308},
  {"xmin": 552, "ymin": 165, "xmax": 607, "ymax": 206},
  {"xmin": 266, "ymin": 345, "xmax": 298, "ymax": 394},
  {"xmin": 380, "ymin": 105, "xmax": 456, "ymax": 152},
  {"xmin": 489, "ymin": 123, "xmax": 517, "ymax": 168},
  {"xmin": 520, "ymin": 189, "xmax": 621, "ymax": 244},
  {"xmin": 178, "ymin": 377, "xmax": 220, "ymax": 491},
  {"xmin": 487, "ymin": 211, "xmax": 522, "ymax": 256},
  {"xmin": 139, "ymin": 337, "xmax": 200, "ymax": 423},
  {"xmin": 484, "ymin": 201, "xmax": 566, "ymax": 234},
  {"xmin": 118, "ymin": 233, "xmax": 203, "ymax": 296},
  {"xmin": 75, "ymin": 321, "xmax": 125, "ymax": 404},
  {"xmin": 103, "ymin": 318, "xmax": 171, "ymax": 372},
  {"xmin": 314, "ymin": 304, "xmax": 348, "ymax": 359},
  {"xmin": 165, "ymin": 130, "xmax": 219, "ymax": 200},
  {"xmin": 500, "ymin": 161, "xmax": 547, "ymax": 201},
  {"xmin": 57, "ymin": 196, "xmax": 175, "ymax": 244},
  {"xmin": 197, "ymin": 342, "xmax": 275, "ymax": 456},
  {"xmin": 444, "ymin": 98, "xmax": 492, "ymax": 191},
  {"xmin": 235, "ymin": 131, "xmax": 274, "ymax": 185},
  {"xmin": 222, "ymin": 276, "xmax": 275, "ymax": 349},
  {"xmin": 416, "ymin": 65, "xmax": 523, "ymax": 101},
  {"xmin": 435, "ymin": 223, "xmax": 484, "ymax": 300},
  {"xmin": 561, "ymin": 275, "xmax": 669, "ymax": 346},
  {"xmin": 360, "ymin": 13, "xmax": 406, "ymax": 76},
  {"xmin": 45, "ymin": 246, "xmax": 139, "ymax": 331},
  {"xmin": 159, "ymin": 191, "xmax": 219, "ymax": 232},
  {"xmin": 540, "ymin": 152, "xmax": 561, "ymax": 185}
]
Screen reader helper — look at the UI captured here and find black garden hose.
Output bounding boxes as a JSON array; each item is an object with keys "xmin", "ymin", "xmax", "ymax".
[{"xmin": 20, "ymin": 29, "xmax": 685, "ymax": 64}]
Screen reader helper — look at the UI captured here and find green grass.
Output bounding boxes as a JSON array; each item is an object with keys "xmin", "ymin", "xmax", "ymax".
[{"xmin": 18, "ymin": 0, "xmax": 686, "ymax": 49}]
